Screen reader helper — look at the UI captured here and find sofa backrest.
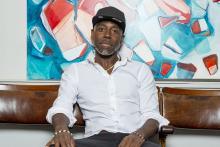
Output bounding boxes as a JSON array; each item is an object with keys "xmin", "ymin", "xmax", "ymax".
[
  {"xmin": 0, "ymin": 84, "xmax": 84, "ymax": 125},
  {"xmin": 0, "ymin": 84, "xmax": 58, "ymax": 124},
  {"xmin": 161, "ymin": 87, "xmax": 220, "ymax": 130}
]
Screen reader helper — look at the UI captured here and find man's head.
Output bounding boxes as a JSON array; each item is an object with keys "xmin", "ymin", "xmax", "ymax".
[
  {"xmin": 92, "ymin": 6, "xmax": 126, "ymax": 33},
  {"xmin": 91, "ymin": 6, "xmax": 126, "ymax": 57}
]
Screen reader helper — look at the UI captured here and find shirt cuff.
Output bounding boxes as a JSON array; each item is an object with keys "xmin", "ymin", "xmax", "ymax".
[{"xmin": 141, "ymin": 114, "xmax": 169, "ymax": 129}]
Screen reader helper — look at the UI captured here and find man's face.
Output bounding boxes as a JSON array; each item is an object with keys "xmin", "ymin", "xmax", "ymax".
[{"xmin": 91, "ymin": 21, "xmax": 123, "ymax": 56}]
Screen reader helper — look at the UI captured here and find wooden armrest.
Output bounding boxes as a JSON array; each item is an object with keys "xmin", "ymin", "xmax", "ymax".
[
  {"xmin": 159, "ymin": 125, "xmax": 174, "ymax": 136},
  {"xmin": 159, "ymin": 125, "xmax": 174, "ymax": 147}
]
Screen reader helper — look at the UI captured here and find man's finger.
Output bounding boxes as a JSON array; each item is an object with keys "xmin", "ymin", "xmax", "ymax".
[{"xmin": 45, "ymin": 137, "xmax": 55, "ymax": 147}]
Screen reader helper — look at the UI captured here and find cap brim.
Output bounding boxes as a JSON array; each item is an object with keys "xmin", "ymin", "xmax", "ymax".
[{"xmin": 92, "ymin": 16, "xmax": 125, "ymax": 33}]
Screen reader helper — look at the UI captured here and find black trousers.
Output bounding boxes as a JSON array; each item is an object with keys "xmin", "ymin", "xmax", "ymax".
[{"xmin": 75, "ymin": 131, "xmax": 160, "ymax": 147}]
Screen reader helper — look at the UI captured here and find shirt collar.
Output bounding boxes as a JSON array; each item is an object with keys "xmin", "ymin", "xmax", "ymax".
[{"xmin": 87, "ymin": 49, "xmax": 132, "ymax": 65}]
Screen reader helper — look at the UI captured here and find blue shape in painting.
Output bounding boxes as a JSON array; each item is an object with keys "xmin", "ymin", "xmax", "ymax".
[
  {"xmin": 30, "ymin": 26, "xmax": 46, "ymax": 53},
  {"xmin": 177, "ymin": 68, "xmax": 195, "ymax": 79},
  {"xmin": 32, "ymin": 0, "xmax": 43, "ymax": 5}
]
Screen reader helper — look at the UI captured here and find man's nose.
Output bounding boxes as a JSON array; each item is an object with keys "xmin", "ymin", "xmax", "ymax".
[{"xmin": 104, "ymin": 29, "xmax": 111, "ymax": 38}]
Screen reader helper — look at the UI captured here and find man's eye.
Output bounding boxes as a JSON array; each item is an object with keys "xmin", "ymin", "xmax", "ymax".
[
  {"xmin": 98, "ymin": 27, "xmax": 104, "ymax": 32},
  {"xmin": 112, "ymin": 28, "xmax": 120, "ymax": 34}
]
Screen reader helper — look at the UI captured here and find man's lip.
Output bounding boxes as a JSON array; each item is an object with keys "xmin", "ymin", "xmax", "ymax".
[
  {"xmin": 99, "ymin": 42, "xmax": 112, "ymax": 46},
  {"xmin": 100, "ymin": 43, "xmax": 112, "ymax": 47}
]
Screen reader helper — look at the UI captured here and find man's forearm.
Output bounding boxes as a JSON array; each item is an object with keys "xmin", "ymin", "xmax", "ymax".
[
  {"xmin": 48, "ymin": 113, "xmax": 76, "ymax": 147},
  {"xmin": 136, "ymin": 119, "xmax": 159, "ymax": 139},
  {"xmin": 52, "ymin": 113, "xmax": 70, "ymax": 131},
  {"xmin": 118, "ymin": 119, "xmax": 159, "ymax": 147}
]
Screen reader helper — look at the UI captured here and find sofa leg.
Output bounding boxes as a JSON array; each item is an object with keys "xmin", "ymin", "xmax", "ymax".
[{"xmin": 160, "ymin": 136, "xmax": 166, "ymax": 147}]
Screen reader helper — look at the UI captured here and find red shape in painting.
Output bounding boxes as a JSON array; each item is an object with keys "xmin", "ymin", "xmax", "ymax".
[
  {"xmin": 44, "ymin": 0, "xmax": 73, "ymax": 30},
  {"xmin": 203, "ymin": 54, "xmax": 218, "ymax": 75},
  {"xmin": 191, "ymin": 20, "xmax": 201, "ymax": 34},
  {"xmin": 78, "ymin": 0, "xmax": 108, "ymax": 16},
  {"xmin": 161, "ymin": 62, "xmax": 172, "ymax": 76},
  {"xmin": 162, "ymin": 1, "xmax": 191, "ymax": 24},
  {"xmin": 158, "ymin": 16, "xmax": 177, "ymax": 28},
  {"xmin": 177, "ymin": 62, "xmax": 197, "ymax": 72}
]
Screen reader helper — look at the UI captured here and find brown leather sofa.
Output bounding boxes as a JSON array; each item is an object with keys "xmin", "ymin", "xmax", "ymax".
[
  {"xmin": 1, "ymin": 84, "xmax": 220, "ymax": 147},
  {"xmin": 0, "ymin": 84, "xmax": 84, "ymax": 125},
  {"xmin": 159, "ymin": 87, "xmax": 220, "ymax": 147}
]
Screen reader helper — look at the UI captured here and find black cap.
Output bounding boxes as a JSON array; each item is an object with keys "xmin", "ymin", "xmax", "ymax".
[{"xmin": 92, "ymin": 6, "xmax": 126, "ymax": 33}]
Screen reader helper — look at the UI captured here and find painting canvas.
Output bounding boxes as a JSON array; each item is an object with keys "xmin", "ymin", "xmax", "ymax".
[{"xmin": 27, "ymin": 0, "xmax": 220, "ymax": 80}]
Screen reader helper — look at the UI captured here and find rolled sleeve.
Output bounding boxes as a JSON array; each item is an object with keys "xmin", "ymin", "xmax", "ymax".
[
  {"xmin": 138, "ymin": 64, "xmax": 169, "ymax": 128},
  {"xmin": 46, "ymin": 107, "xmax": 77, "ymax": 127},
  {"xmin": 46, "ymin": 64, "xmax": 79, "ymax": 127}
]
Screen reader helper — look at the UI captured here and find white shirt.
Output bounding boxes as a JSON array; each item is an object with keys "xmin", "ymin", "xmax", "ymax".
[{"xmin": 46, "ymin": 55, "xmax": 169, "ymax": 137}]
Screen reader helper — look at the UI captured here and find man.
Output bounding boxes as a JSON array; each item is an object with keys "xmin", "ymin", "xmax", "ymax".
[{"xmin": 46, "ymin": 6, "xmax": 169, "ymax": 147}]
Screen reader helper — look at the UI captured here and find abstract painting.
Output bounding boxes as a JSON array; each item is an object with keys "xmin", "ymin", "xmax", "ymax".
[{"xmin": 27, "ymin": 0, "xmax": 220, "ymax": 80}]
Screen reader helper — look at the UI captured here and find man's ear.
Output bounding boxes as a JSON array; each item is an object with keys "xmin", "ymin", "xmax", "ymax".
[
  {"xmin": 91, "ymin": 29, "xmax": 94, "ymax": 44},
  {"xmin": 117, "ymin": 35, "xmax": 124, "ymax": 50},
  {"xmin": 120, "ymin": 34, "xmax": 124, "ymax": 44}
]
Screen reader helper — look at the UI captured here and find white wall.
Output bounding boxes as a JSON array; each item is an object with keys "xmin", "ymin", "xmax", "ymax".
[
  {"xmin": 166, "ymin": 129, "xmax": 220, "ymax": 147},
  {"xmin": 0, "ymin": 1, "xmax": 26, "ymax": 80},
  {"xmin": 0, "ymin": 1, "xmax": 220, "ymax": 147},
  {"xmin": 0, "ymin": 124, "xmax": 219, "ymax": 147},
  {"xmin": 0, "ymin": 124, "xmax": 84, "ymax": 147}
]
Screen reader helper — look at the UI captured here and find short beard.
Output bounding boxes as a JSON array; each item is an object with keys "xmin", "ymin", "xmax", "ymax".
[{"xmin": 95, "ymin": 46, "xmax": 120, "ymax": 57}]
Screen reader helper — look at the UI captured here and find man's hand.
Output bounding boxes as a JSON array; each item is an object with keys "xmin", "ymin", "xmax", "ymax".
[
  {"xmin": 118, "ymin": 133, "xmax": 145, "ymax": 147},
  {"xmin": 45, "ymin": 131, "xmax": 76, "ymax": 147},
  {"xmin": 118, "ymin": 119, "xmax": 159, "ymax": 147},
  {"xmin": 46, "ymin": 113, "xmax": 76, "ymax": 147}
]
